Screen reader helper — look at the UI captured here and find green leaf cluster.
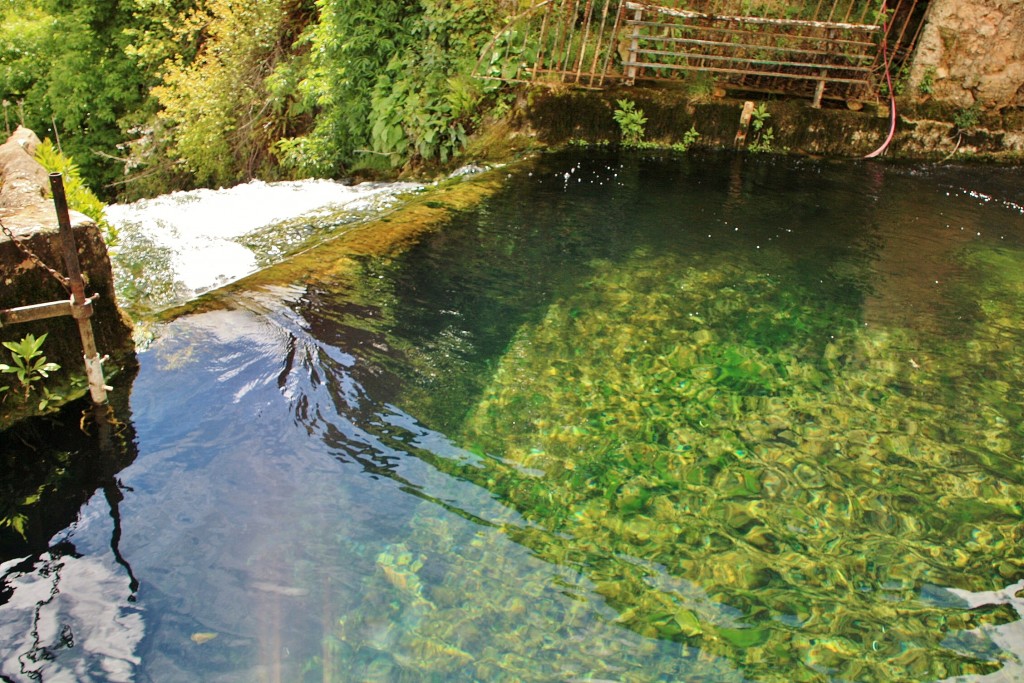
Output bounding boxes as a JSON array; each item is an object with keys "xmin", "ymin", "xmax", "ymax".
[
  {"xmin": 33, "ymin": 138, "xmax": 118, "ymax": 245},
  {"xmin": 748, "ymin": 102, "xmax": 774, "ymax": 153},
  {"xmin": 0, "ymin": 332, "xmax": 62, "ymax": 410},
  {"xmin": 4, "ymin": 0, "xmax": 511, "ymax": 195},
  {"xmin": 280, "ymin": 0, "xmax": 498, "ymax": 175},
  {"xmin": 148, "ymin": 0, "xmax": 315, "ymax": 188},
  {"xmin": 1, "ymin": 0, "xmax": 153, "ymax": 199},
  {"xmin": 613, "ymin": 98, "xmax": 647, "ymax": 146}
]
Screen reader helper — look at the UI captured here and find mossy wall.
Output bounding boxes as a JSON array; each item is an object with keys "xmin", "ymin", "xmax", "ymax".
[{"xmin": 525, "ymin": 87, "xmax": 1024, "ymax": 161}]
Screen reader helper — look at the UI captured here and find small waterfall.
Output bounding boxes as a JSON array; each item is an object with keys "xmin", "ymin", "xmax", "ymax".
[{"xmin": 105, "ymin": 178, "xmax": 422, "ymax": 312}]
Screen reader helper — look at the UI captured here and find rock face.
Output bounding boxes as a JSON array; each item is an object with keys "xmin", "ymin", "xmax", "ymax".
[
  {"xmin": 1, "ymin": 127, "xmax": 135, "ymax": 412},
  {"xmin": 911, "ymin": 0, "xmax": 1024, "ymax": 110}
]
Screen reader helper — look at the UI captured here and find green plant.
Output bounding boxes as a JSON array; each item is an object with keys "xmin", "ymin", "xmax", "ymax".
[
  {"xmin": 286, "ymin": 0, "xmax": 495, "ymax": 174},
  {"xmin": 748, "ymin": 103, "xmax": 774, "ymax": 153},
  {"xmin": 880, "ymin": 62, "xmax": 911, "ymax": 98},
  {"xmin": 613, "ymin": 99, "xmax": 647, "ymax": 147},
  {"xmin": 917, "ymin": 65, "xmax": 936, "ymax": 96},
  {"xmin": 684, "ymin": 72, "xmax": 716, "ymax": 103},
  {"xmin": 953, "ymin": 103, "xmax": 981, "ymax": 132},
  {"xmin": 671, "ymin": 125, "xmax": 701, "ymax": 152},
  {"xmin": 0, "ymin": 333, "xmax": 62, "ymax": 410},
  {"xmin": 34, "ymin": 139, "xmax": 118, "ymax": 246}
]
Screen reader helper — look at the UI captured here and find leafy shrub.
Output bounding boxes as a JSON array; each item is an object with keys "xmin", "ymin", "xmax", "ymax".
[
  {"xmin": 613, "ymin": 99, "xmax": 647, "ymax": 146},
  {"xmin": 953, "ymin": 104, "xmax": 981, "ymax": 132},
  {"xmin": 671, "ymin": 125, "xmax": 701, "ymax": 152},
  {"xmin": 34, "ymin": 139, "xmax": 118, "ymax": 246},
  {"xmin": 284, "ymin": 0, "xmax": 498, "ymax": 174},
  {"xmin": 748, "ymin": 103, "xmax": 774, "ymax": 153},
  {"xmin": 0, "ymin": 333, "xmax": 62, "ymax": 411}
]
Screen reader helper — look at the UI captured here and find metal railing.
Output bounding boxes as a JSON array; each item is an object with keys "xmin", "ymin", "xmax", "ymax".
[{"xmin": 478, "ymin": 0, "xmax": 928, "ymax": 104}]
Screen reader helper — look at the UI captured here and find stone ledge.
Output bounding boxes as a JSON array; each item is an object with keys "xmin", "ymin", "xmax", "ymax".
[{"xmin": 1, "ymin": 127, "xmax": 135, "ymax": 427}]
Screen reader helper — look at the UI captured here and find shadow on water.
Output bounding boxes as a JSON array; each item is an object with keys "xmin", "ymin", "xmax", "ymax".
[{"xmin": 1, "ymin": 373, "xmax": 139, "ymax": 563}]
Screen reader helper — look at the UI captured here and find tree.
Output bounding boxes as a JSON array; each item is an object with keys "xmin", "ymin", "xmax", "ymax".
[
  {"xmin": 149, "ymin": 0, "xmax": 315, "ymax": 187},
  {"xmin": 1, "ymin": 0, "xmax": 151, "ymax": 198}
]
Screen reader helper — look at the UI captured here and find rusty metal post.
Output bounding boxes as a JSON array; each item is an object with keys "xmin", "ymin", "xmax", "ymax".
[{"xmin": 48, "ymin": 172, "xmax": 109, "ymax": 405}]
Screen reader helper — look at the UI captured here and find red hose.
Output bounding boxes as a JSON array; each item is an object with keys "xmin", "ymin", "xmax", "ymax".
[{"xmin": 865, "ymin": 4, "xmax": 897, "ymax": 159}]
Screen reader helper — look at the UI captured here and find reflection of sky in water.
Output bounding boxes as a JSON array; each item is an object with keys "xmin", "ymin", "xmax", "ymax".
[
  {"xmin": 4, "ymin": 301, "xmax": 735, "ymax": 682},
  {"xmin": 937, "ymin": 581, "xmax": 1024, "ymax": 683},
  {"xmin": 0, "ymin": 520, "xmax": 143, "ymax": 681}
]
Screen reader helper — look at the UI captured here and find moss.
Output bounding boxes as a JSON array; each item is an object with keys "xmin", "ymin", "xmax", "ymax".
[{"xmin": 157, "ymin": 166, "xmax": 510, "ymax": 320}]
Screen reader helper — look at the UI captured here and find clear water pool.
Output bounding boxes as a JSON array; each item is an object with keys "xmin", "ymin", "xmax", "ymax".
[{"xmin": 2, "ymin": 150, "xmax": 1023, "ymax": 682}]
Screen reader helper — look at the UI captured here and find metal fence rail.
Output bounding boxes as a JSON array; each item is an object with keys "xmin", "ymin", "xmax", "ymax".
[
  {"xmin": 478, "ymin": 0, "xmax": 928, "ymax": 104},
  {"xmin": 620, "ymin": 1, "xmax": 882, "ymax": 104}
]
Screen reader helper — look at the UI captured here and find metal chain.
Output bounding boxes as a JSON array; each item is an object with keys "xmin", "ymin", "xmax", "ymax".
[{"xmin": 0, "ymin": 217, "xmax": 71, "ymax": 291}]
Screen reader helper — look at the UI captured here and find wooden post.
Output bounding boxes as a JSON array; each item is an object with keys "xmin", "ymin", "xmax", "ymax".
[
  {"xmin": 735, "ymin": 100, "xmax": 755, "ymax": 148},
  {"xmin": 813, "ymin": 69, "xmax": 827, "ymax": 108}
]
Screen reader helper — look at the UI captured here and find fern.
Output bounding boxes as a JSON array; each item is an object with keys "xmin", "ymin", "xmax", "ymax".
[{"xmin": 33, "ymin": 139, "xmax": 118, "ymax": 247}]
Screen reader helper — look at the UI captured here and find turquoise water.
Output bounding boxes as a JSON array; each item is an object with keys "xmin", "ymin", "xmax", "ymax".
[{"xmin": 2, "ymin": 151, "xmax": 1023, "ymax": 682}]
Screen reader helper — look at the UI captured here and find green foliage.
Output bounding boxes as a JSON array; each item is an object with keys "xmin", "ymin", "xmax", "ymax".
[
  {"xmin": 284, "ymin": 0, "xmax": 498, "ymax": 175},
  {"xmin": 954, "ymin": 103, "xmax": 981, "ymax": 132},
  {"xmin": 684, "ymin": 72, "xmax": 716, "ymax": 103},
  {"xmin": 1, "ymin": 446, "xmax": 75, "ymax": 542},
  {"xmin": 0, "ymin": 3, "xmax": 50, "ymax": 132},
  {"xmin": 2, "ymin": 0, "xmax": 514, "ymax": 192},
  {"xmin": 0, "ymin": 332, "xmax": 62, "ymax": 410},
  {"xmin": 917, "ymin": 65, "xmax": 936, "ymax": 96},
  {"xmin": 152, "ymin": 0, "xmax": 315, "ymax": 187},
  {"xmin": 880, "ymin": 62, "xmax": 911, "ymax": 99},
  {"xmin": 33, "ymin": 138, "xmax": 118, "ymax": 245},
  {"xmin": 671, "ymin": 125, "xmax": 701, "ymax": 152},
  {"xmin": 1, "ymin": 0, "xmax": 153, "ymax": 198},
  {"xmin": 748, "ymin": 102, "xmax": 774, "ymax": 153},
  {"xmin": 613, "ymin": 99, "xmax": 647, "ymax": 147}
]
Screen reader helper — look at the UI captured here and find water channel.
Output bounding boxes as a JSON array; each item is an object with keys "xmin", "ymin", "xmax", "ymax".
[{"xmin": 1, "ymin": 150, "xmax": 1023, "ymax": 682}]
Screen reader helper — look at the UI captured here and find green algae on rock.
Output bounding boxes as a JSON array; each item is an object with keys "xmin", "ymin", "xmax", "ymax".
[{"xmin": 441, "ymin": 247, "xmax": 1024, "ymax": 681}]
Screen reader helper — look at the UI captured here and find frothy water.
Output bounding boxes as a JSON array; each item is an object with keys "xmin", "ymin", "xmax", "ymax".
[{"xmin": 105, "ymin": 178, "xmax": 422, "ymax": 311}]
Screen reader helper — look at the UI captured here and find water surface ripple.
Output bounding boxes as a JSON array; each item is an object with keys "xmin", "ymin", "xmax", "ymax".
[{"xmin": 2, "ymin": 151, "xmax": 1023, "ymax": 682}]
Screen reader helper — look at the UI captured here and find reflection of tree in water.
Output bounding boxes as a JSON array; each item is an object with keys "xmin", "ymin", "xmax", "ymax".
[
  {"xmin": 1, "ymin": 393, "xmax": 142, "ymax": 682},
  {"xmin": 1, "ymin": 398, "xmax": 137, "ymax": 561}
]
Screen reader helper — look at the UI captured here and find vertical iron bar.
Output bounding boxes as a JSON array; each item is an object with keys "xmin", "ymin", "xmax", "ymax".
[
  {"xmin": 856, "ymin": 0, "xmax": 872, "ymax": 24},
  {"xmin": 588, "ymin": 0, "xmax": 614, "ymax": 87},
  {"xmin": 812, "ymin": 0, "xmax": 826, "ymax": 22},
  {"xmin": 519, "ymin": 9, "xmax": 533, "ymax": 80},
  {"xmin": 573, "ymin": 0, "xmax": 595, "ymax": 83},
  {"xmin": 897, "ymin": 0, "xmax": 929, "ymax": 76},
  {"xmin": 534, "ymin": 2, "xmax": 555, "ymax": 78},
  {"xmin": 49, "ymin": 172, "xmax": 108, "ymax": 406},
  {"xmin": 842, "ymin": 0, "xmax": 855, "ymax": 23},
  {"xmin": 598, "ymin": 0, "xmax": 627, "ymax": 86},
  {"xmin": 561, "ymin": 0, "xmax": 583, "ymax": 74}
]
